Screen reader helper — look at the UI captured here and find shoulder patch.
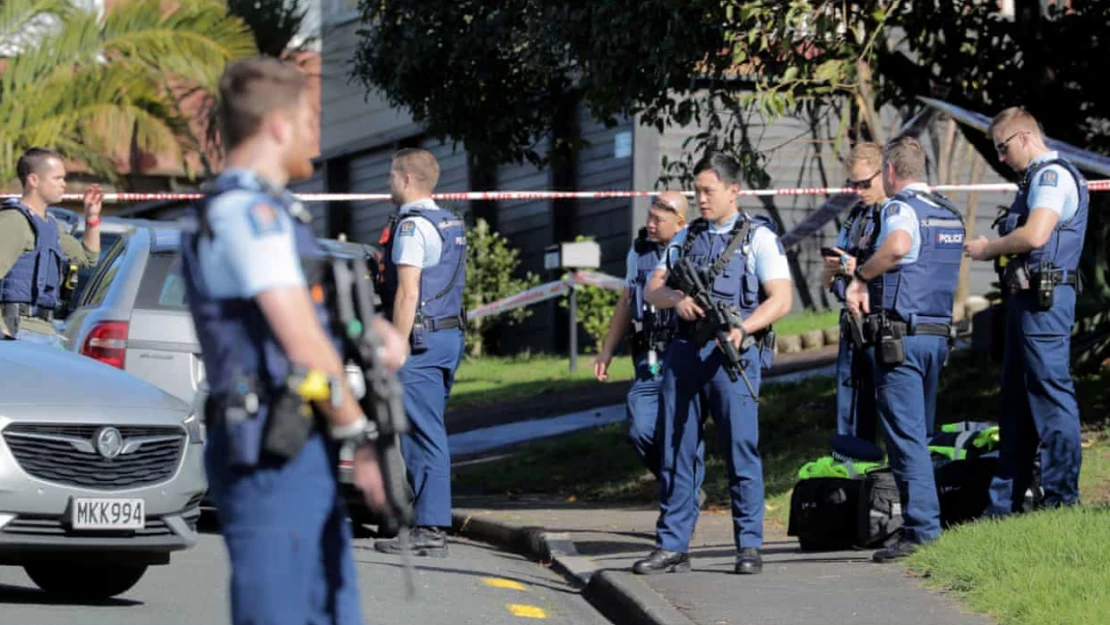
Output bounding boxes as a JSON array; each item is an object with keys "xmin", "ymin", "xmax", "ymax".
[
  {"xmin": 1038, "ymin": 169, "xmax": 1058, "ymax": 188},
  {"xmin": 246, "ymin": 202, "xmax": 284, "ymax": 237},
  {"xmin": 884, "ymin": 202, "xmax": 903, "ymax": 218},
  {"xmin": 398, "ymin": 220, "xmax": 416, "ymax": 237}
]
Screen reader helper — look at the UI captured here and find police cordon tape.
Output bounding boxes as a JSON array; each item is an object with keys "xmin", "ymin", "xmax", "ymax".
[
  {"xmin": 466, "ymin": 271, "xmax": 626, "ymax": 323},
  {"xmin": 6, "ymin": 178, "xmax": 1110, "ymax": 203}
]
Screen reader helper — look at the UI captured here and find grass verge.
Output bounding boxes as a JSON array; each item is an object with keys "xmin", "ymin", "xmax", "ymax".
[
  {"xmin": 771, "ymin": 309, "xmax": 840, "ymax": 337},
  {"xmin": 905, "ymin": 504, "xmax": 1110, "ymax": 625},
  {"xmin": 450, "ymin": 353, "xmax": 635, "ymax": 410}
]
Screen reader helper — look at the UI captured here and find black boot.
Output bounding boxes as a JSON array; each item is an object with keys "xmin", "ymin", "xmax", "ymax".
[
  {"xmin": 872, "ymin": 538, "xmax": 920, "ymax": 563},
  {"xmin": 374, "ymin": 526, "xmax": 448, "ymax": 558},
  {"xmin": 734, "ymin": 547, "xmax": 762, "ymax": 575},
  {"xmin": 632, "ymin": 549, "xmax": 691, "ymax": 575}
]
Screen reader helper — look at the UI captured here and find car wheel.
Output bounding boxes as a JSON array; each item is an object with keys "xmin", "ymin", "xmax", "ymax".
[{"xmin": 24, "ymin": 563, "xmax": 148, "ymax": 600}]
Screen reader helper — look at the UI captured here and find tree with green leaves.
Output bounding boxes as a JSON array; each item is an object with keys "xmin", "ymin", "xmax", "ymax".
[
  {"xmin": 352, "ymin": 0, "xmax": 1109, "ymax": 366},
  {"xmin": 464, "ymin": 218, "xmax": 542, "ymax": 356},
  {"xmin": 0, "ymin": 0, "xmax": 256, "ymax": 185}
]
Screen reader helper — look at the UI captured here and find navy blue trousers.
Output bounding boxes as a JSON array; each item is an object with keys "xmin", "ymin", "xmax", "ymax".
[
  {"xmin": 866, "ymin": 334, "xmax": 947, "ymax": 544},
  {"xmin": 987, "ymin": 287, "xmax": 1082, "ymax": 514},
  {"xmin": 656, "ymin": 338, "xmax": 763, "ymax": 553},
  {"xmin": 399, "ymin": 328, "xmax": 465, "ymax": 528},
  {"xmin": 205, "ymin": 429, "xmax": 362, "ymax": 625},
  {"xmin": 626, "ymin": 352, "xmax": 705, "ymax": 483}
]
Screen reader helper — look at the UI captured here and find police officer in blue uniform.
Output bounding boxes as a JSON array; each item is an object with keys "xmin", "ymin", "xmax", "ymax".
[
  {"xmin": 964, "ymin": 107, "xmax": 1088, "ymax": 515},
  {"xmin": 821, "ymin": 142, "xmax": 886, "ymax": 444},
  {"xmin": 373, "ymin": 148, "xmax": 467, "ymax": 558},
  {"xmin": 845, "ymin": 137, "xmax": 966, "ymax": 562},
  {"xmin": 594, "ymin": 191, "xmax": 705, "ymax": 504},
  {"xmin": 179, "ymin": 57, "xmax": 394, "ymax": 625},
  {"xmin": 633, "ymin": 152, "xmax": 793, "ymax": 576},
  {"xmin": 0, "ymin": 147, "xmax": 104, "ymax": 346}
]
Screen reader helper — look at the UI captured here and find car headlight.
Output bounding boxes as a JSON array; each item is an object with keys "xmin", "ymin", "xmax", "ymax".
[{"xmin": 184, "ymin": 412, "xmax": 206, "ymax": 445}]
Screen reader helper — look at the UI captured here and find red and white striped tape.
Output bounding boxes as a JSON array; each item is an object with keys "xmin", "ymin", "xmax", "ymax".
[{"xmin": 11, "ymin": 179, "xmax": 1110, "ymax": 204}]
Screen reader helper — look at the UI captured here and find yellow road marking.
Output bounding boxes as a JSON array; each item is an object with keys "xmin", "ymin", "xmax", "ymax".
[
  {"xmin": 482, "ymin": 577, "xmax": 526, "ymax": 591},
  {"xmin": 506, "ymin": 604, "xmax": 548, "ymax": 619}
]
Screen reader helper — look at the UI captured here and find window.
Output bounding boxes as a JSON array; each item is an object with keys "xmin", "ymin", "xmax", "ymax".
[
  {"xmin": 79, "ymin": 242, "xmax": 125, "ymax": 309},
  {"xmin": 134, "ymin": 253, "xmax": 188, "ymax": 310},
  {"xmin": 70, "ymin": 232, "xmax": 122, "ymax": 305}
]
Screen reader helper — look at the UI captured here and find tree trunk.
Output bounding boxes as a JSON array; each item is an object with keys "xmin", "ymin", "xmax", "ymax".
[{"xmin": 954, "ymin": 149, "xmax": 986, "ymax": 319}]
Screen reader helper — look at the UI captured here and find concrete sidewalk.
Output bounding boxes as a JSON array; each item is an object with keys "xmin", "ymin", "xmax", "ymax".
[{"xmin": 451, "ymin": 495, "xmax": 993, "ymax": 625}]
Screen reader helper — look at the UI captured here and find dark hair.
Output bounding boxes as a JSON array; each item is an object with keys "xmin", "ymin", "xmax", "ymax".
[
  {"xmin": 17, "ymin": 147, "xmax": 62, "ymax": 186},
  {"xmin": 217, "ymin": 56, "xmax": 308, "ymax": 149},
  {"xmin": 692, "ymin": 151, "xmax": 741, "ymax": 187}
]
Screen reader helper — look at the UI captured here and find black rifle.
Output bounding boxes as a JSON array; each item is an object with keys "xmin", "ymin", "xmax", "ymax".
[
  {"xmin": 319, "ymin": 254, "xmax": 417, "ymax": 597},
  {"xmin": 669, "ymin": 257, "xmax": 759, "ymax": 399}
]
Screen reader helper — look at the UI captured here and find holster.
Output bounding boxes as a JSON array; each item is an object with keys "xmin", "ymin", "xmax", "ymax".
[
  {"xmin": 261, "ymin": 385, "xmax": 317, "ymax": 461},
  {"xmin": 1001, "ymin": 261, "xmax": 1031, "ymax": 296}
]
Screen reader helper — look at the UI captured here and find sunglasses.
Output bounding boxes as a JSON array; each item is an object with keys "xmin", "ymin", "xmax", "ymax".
[
  {"xmin": 651, "ymin": 197, "xmax": 680, "ymax": 212},
  {"xmin": 994, "ymin": 131, "xmax": 1024, "ymax": 154},
  {"xmin": 845, "ymin": 171, "xmax": 880, "ymax": 190}
]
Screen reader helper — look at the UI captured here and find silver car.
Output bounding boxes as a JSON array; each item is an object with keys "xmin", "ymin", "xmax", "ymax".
[
  {"xmin": 0, "ymin": 340, "xmax": 206, "ymax": 600},
  {"xmin": 63, "ymin": 226, "xmax": 204, "ymax": 405}
]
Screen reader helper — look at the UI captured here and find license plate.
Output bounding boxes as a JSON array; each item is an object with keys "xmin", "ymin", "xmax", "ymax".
[{"xmin": 71, "ymin": 498, "xmax": 145, "ymax": 530}]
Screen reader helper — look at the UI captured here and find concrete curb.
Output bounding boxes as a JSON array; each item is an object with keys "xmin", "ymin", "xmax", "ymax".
[{"xmin": 451, "ymin": 511, "xmax": 697, "ymax": 625}]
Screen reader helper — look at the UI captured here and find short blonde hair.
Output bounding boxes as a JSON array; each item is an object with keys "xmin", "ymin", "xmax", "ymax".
[
  {"xmin": 848, "ymin": 142, "xmax": 882, "ymax": 172},
  {"xmin": 988, "ymin": 107, "xmax": 1043, "ymax": 139},
  {"xmin": 392, "ymin": 148, "xmax": 440, "ymax": 192}
]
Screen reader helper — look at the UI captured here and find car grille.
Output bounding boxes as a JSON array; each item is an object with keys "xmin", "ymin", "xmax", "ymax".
[
  {"xmin": 2, "ymin": 423, "xmax": 185, "ymax": 490},
  {"xmin": 3, "ymin": 516, "xmax": 174, "ymax": 538}
]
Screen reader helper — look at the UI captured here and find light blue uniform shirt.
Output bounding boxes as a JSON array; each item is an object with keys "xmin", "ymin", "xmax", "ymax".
[
  {"xmin": 391, "ymin": 199, "xmax": 444, "ymax": 269},
  {"xmin": 197, "ymin": 190, "xmax": 305, "ymax": 298},
  {"xmin": 874, "ymin": 183, "xmax": 930, "ymax": 265},
  {"xmin": 656, "ymin": 214, "xmax": 792, "ymax": 283},
  {"xmin": 1025, "ymin": 150, "xmax": 1079, "ymax": 224}
]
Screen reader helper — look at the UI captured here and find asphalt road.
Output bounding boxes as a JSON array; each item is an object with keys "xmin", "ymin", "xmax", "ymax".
[{"xmin": 0, "ymin": 527, "xmax": 610, "ymax": 625}]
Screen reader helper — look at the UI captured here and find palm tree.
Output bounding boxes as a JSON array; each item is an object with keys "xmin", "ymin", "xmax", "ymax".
[{"xmin": 0, "ymin": 0, "xmax": 257, "ymax": 184}]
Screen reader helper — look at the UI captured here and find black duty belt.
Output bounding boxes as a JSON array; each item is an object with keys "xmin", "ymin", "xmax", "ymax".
[
  {"xmin": 424, "ymin": 314, "xmax": 464, "ymax": 331},
  {"xmin": 1, "ymin": 302, "xmax": 54, "ymax": 322},
  {"xmin": 1031, "ymin": 271, "xmax": 1077, "ymax": 287},
  {"xmin": 862, "ymin": 314, "xmax": 951, "ymax": 342}
]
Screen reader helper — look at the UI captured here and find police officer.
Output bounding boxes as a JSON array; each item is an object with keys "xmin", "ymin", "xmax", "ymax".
[
  {"xmin": 594, "ymin": 191, "xmax": 705, "ymax": 505},
  {"xmin": 845, "ymin": 136, "xmax": 966, "ymax": 562},
  {"xmin": 821, "ymin": 142, "xmax": 886, "ymax": 444},
  {"xmin": 178, "ymin": 56, "xmax": 394, "ymax": 625},
  {"xmin": 633, "ymin": 152, "xmax": 793, "ymax": 576},
  {"xmin": 373, "ymin": 148, "xmax": 467, "ymax": 558},
  {"xmin": 0, "ymin": 147, "xmax": 103, "ymax": 346},
  {"xmin": 964, "ymin": 107, "xmax": 1087, "ymax": 515}
]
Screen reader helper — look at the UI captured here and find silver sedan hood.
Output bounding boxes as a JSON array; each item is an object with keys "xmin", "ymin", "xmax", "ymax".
[{"xmin": 0, "ymin": 341, "xmax": 190, "ymax": 413}]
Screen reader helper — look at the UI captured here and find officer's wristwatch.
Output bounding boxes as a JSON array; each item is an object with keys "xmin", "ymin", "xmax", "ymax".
[
  {"xmin": 853, "ymin": 266, "xmax": 868, "ymax": 283},
  {"xmin": 329, "ymin": 415, "xmax": 379, "ymax": 447}
]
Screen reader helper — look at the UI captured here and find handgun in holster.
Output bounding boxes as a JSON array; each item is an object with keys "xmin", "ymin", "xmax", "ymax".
[
  {"xmin": 998, "ymin": 255, "xmax": 1031, "ymax": 296},
  {"xmin": 844, "ymin": 312, "xmax": 866, "ymax": 350}
]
